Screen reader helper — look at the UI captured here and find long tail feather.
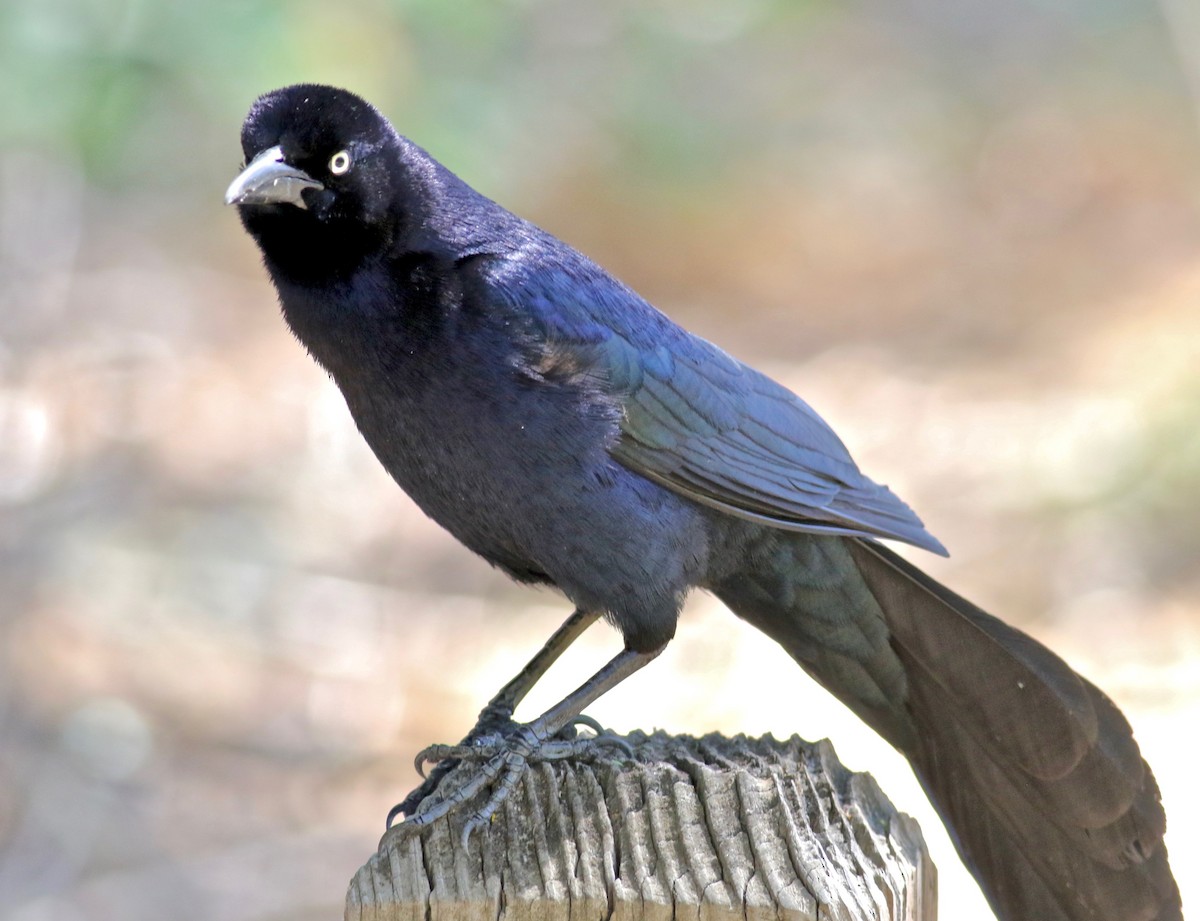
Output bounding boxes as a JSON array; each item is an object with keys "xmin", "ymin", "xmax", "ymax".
[{"xmin": 713, "ymin": 533, "xmax": 1180, "ymax": 921}]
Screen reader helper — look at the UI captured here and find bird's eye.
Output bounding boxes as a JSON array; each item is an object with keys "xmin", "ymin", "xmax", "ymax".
[{"xmin": 329, "ymin": 150, "xmax": 352, "ymax": 175}]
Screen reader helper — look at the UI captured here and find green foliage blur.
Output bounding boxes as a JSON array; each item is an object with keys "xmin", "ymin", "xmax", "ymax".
[{"xmin": 5, "ymin": 0, "xmax": 1192, "ymax": 199}]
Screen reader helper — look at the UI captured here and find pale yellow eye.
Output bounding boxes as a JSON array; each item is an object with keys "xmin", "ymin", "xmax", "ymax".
[{"xmin": 329, "ymin": 150, "xmax": 351, "ymax": 175}]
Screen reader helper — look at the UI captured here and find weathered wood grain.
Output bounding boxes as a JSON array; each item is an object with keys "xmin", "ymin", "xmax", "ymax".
[{"xmin": 347, "ymin": 732, "xmax": 934, "ymax": 921}]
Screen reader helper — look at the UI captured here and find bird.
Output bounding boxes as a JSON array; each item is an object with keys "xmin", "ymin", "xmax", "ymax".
[{"xmin": 226, "ymin": 84, "xmax": 1180, "ymax": 921}]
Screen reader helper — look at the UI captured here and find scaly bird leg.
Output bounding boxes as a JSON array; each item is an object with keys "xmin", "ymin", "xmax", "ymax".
[
  {"xmin": 390, "ymin": 643, "xmax": 663, "ymax": 845},
  {"xmin": 388, "ymin": 608, "xmax": 602, "ymax": 824},
  {"xmin": 473, "ymin": 606, "xmax": 603, "ymax": 727}
]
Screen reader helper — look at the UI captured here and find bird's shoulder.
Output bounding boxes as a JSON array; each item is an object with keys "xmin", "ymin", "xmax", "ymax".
[
  {"xmin": 463, "ymin": 235, "xmax": 846, "ymax": 455},
  {"xmin": 458, "ymin": 230, "xmax": 718, "ymax": 389}
]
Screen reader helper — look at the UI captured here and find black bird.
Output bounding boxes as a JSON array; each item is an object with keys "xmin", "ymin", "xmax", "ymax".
[{"xmin": 226, "ymin": 84, "xmax": 1180, "ymax": 921}]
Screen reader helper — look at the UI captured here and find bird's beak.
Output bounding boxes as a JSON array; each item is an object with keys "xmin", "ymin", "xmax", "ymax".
[{"xmin": 225, "ymin": 145, "xmax": 323, "ymax": 210}]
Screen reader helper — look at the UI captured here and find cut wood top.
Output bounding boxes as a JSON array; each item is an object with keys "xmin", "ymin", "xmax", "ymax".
[{"xmin": 347, "ymin": 732, "xmax": 934, "ymax": 921}]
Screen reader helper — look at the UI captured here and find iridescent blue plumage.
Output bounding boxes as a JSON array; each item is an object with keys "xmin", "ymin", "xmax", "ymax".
[{"xmin": 486, "ymin": 252, "xmax": 948, "ymax": 553}]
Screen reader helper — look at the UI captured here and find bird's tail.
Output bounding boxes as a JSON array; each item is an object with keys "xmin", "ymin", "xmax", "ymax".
[{"xmin": 711, "ymin": 533, "xmax": 1180, "ymax": 921}]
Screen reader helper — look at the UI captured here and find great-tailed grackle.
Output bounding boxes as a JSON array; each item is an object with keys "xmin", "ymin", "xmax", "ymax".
[{"xmin": 226, "ymin": 84, "xmax": 1180, "ymax": 921}]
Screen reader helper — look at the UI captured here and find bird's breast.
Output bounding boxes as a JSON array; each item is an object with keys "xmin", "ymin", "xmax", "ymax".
[{"xmin": 331, "ymin": 330, "xmax": 620, "ymax": 565}]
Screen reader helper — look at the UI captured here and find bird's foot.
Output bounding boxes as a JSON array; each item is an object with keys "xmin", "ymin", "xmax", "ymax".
[
  {"xmin": 386, "ymin": 713, "xmax": 630, "ymax": 846},
  {"xmin": 384, "ymin": 701, "xmax": 517, "ymax": 825}
]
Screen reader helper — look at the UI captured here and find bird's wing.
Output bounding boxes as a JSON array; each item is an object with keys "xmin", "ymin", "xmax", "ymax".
[
  {"xmin": 501, "ymin": 256, "xmax": 947, "ymax": 555},
  {"xmin": 606, "ymin": 331, "xmax": 947, "ymax": 554}
]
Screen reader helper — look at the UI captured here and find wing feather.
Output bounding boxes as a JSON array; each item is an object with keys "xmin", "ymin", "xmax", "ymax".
[{"xmin": 495, "ymin": 256, "xmax": 947, "ymax": 555}]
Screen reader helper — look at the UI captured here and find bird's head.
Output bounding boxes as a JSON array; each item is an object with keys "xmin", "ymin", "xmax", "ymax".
[{"xmin": 226, "ymin": 84, "xmax": 422, "ymax": 282}]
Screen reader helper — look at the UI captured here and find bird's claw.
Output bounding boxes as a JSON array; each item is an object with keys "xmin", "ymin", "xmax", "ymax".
[
  {"xmin": 568, "ymin": 717, "xmax": 637, "ymax": 758},
  {"xmin": 386, "ymin": 724, "xmax": 541, "ymax": 846},
  {"xmin": 388, "ymin": 715, "xmax": 629, "ymax": 839}
]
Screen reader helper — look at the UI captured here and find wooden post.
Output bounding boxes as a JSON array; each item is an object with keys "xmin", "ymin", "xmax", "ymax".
[{"xmin": 347, "ymin": 732, "xmax": 935, "ymax": 921}]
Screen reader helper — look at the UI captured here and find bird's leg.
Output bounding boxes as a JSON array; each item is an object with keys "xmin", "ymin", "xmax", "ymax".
[
  {"xmin": 389, "ymin": 643, "xmax": 663, "ymax": 845},
  {"xmin": 472, "ymin": 606, "xmax": 602, "ymax": 730},
  {"xmin": 388, "ymin": 608, "xmax": 602, "ymax": 824}
]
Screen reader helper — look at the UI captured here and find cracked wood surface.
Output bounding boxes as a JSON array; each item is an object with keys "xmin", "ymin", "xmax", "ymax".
[{"xmin": 346, "ymin": 732, "xmax": 935, "ymax": 921}]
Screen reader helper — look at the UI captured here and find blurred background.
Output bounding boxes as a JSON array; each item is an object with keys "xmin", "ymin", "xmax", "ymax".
[{"xmin": 2, "ymin": 0, "xmax": 1199, "ymax": 918}]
